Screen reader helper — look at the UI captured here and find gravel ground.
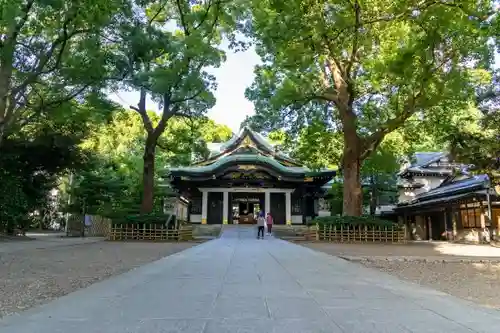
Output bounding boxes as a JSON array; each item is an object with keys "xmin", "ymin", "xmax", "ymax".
[
  {"xmin": 360, "ymin": 260, "xmax": 500, "ymax": 309},
  {"xmin": 0, "ymin": 240, "xmax": 200, "ymax": 318},
  {"xmin": 302, "ymin": 242, "xmax": 500, "ymax": 259},
  {"xmin": 302, "ymin": 242, "xmax": 500, "ymax": 309}
]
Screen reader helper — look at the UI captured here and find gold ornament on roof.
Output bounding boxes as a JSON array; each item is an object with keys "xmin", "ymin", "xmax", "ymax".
[
  {"xmin": 238, "ymin": 165, "xmax": 257, "ymax": 171},
  {"xmin": 238, "ymin": 135, "xmax": 255, "ymax": 149}
]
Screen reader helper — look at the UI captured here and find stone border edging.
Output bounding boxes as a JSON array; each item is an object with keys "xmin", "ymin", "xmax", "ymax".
[{"xmin": 338, "ymin": 255, "xmax": 500, "ymax": 264}]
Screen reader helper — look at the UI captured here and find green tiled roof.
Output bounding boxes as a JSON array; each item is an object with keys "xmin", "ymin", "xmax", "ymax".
[
  {"xmin": 169, "ymin": 154, "xmax": 335, "ymax": 177},
  {"xmin": 205, "ymin": 126, "xmax": 297, "ymax": 164}
]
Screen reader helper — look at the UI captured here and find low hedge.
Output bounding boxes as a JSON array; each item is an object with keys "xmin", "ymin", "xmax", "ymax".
[
  {"xmin": 313, "ymin": 215, "xmax": 399, "ymax": 229},
  {"xmin": 112, "ymin": 213, "xmax": 175, "ymax": 226}
]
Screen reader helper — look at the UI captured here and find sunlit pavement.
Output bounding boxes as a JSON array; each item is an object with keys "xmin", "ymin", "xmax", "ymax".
[{"xmin": 1, "ymin": 226, "xmax": 500, "ymax": 333}]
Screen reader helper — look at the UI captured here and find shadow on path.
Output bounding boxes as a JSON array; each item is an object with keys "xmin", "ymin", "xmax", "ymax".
[{"xmin": 1, "ymin": 228, "xmax": 500, "ymax": 333}]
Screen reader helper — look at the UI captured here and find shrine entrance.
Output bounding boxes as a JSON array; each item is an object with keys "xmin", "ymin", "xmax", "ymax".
[{"xmin": 231, "ymin": 193, "xmax": 264, "ymax": 224}]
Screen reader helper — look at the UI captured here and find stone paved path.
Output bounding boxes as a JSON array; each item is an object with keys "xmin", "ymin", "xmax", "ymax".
[{"xmin": 1, "ymin": 226, "xmax": 500, "ymax": 332}]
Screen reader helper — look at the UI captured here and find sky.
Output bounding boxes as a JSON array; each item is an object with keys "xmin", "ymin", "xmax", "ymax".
[
  {"xmin": 110, "ymin": 47, "xmax": 500, "ymax": 134},
  {"xmin": 109, "ymin": 43, "xmax": 261, "ymax": 133}
]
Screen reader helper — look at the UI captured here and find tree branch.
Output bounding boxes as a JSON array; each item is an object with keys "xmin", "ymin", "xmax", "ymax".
[
  {"xmin": 148, "ymin": 4, "xmax": 165, "ymax": 25},
  {"xmin": 176, "ymin": 0, "xmax": 190, "ymax": 36},
  {"xmin": 345, "ymin": 0, "xmax": 361, "ymax": 79},
  {"xmin": 358, "ymin": 37, "xmax": 458, "ymax": 161},
  {"xmin": 171, "ymin": 89, "xmax": 204, "ymax": 103},
  {"xmin": 130, "ymin": 88, "xmax": 154, "ymax": 134},
  {"xmin": 11, "ymin": 11, "xmax": 90, "ymax": 96},
  {"xmin": 193, "ymin": 0, "xmax": 214, "ymax": 30},
  {"xmin": 156, "ymin": 141, "xmax": 169, "ymax": 150},
  {"xmin": 5, "ymin": 0, "xmax": 35, "ymax": 46},
  {"xmin": 174, "ymin": 112, "xmax": 195, "ymax": 118}
]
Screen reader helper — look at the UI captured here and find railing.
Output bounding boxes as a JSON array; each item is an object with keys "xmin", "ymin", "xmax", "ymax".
[
  {"xmin": 317, "ymin": 224, "xmax": 406, "ymax": 243},
  {"xmin": 108, "ymin": 223, "xmax": 193, "ymax": 241}
]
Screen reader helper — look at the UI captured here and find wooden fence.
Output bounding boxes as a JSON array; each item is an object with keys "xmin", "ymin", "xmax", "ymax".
[
  {"xmin": 317, "ymin": 224, "xmax": 406, "ymax": 243},
  {"xmin": 66, "ymin": 214, "xmax": 111, "ymax": 237},
  {"xmin": 108, "ymin": 223, "xmax": 193, "ymax": 241}
]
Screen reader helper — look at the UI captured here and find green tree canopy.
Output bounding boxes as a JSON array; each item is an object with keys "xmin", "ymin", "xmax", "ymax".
[
  {"xmin": 65, "ymin": 110, "xmax": 232, "ymax": 217},
  {"xmin": 448, "ymin": 70, "xmax": 500, "ymax": 181},
  {"xmin": 0, "ymin": 95, "xmax": 116, "ymax": 234},
  {"xmin": 105, "ymin": 0, "xmax": 241, "ymax": 212},
  {"xmin": 244, "ymin": 0, "xmax": 498, "ymax": 215},
  {"xmin": 0, "ymin": 0, "xmax": 129, "ymax": 145}
]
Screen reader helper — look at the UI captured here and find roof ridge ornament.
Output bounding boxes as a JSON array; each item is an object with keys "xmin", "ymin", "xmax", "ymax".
[{"xmin": 241, "ymin": 135, "xmax": 253, "ymax": 148}]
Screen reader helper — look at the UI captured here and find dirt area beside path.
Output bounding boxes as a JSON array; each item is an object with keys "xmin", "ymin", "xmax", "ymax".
[
  {"xmin": 302, "ymin": 242, "xmax": 500, "ymax": 261},
  {"xmin": 0, "ymin": 240, "xmax": 200, "ymax": 318},
  {"xmin": 303, "ymin": 242, "xmax": 500, "ymax": 309},
  {"xmin": 361, "ymin": 260, "xmax": 500, "ymax": 309}
]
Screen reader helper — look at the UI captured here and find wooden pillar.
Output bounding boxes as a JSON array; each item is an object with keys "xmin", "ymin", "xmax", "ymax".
[
  {"xmin": 201, "ymin": 191, "xmax": 208, "ymax": 224},
  {"xmin": 451, "ymin": 207, "xmax": 457, "ymax": 240},
  {"xmin": 428, "ymin": 216, "xmax": 432, "ymax": 241},
  {"xmin": 480, "ymin": 201, "xmax": 490, "ymax": 242},
  {"xmin": 443, "ymin": 210, "xmax": 448, "ymax": 240},
  {"xmin": 497, "ymin": 214, "xmax": 500, "ymax": 240},
  {"xmin": 285, "ymin": 192, "xmax": 292, "ymax": 225},
  {"xmin": 398, "ymin": 215, "xmax": 408, "ymax": 241},
  {"xmin": 301, "ymin": 190, "xmax": 307, "ymax": 224},
  {"xmin": 222, "ymin": 191, "xmax": 229, "ymax": 225},
  {"xmin": 265, "ymin": 191, "xmax": 271, "ymax": 215}
]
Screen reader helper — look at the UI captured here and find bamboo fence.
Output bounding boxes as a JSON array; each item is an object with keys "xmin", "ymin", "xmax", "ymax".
[
  {"xmin": 317, "ymin": 224, "xmax": 406, "ymax": 243},
  {"xmin": 108, "ymin": 223, "xmax": 193, "ymax": 241}
]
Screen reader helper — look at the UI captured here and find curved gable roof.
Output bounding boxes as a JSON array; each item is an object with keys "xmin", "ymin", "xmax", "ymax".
[
  {"xmin": 195, "ymin": 126, "xmax": 300, "ymax": 167},
  {"xmin": 170, "ymin": 154, "xmax": 336, "ymax": 178}
]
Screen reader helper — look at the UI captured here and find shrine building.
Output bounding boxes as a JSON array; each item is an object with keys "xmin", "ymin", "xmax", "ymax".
[{"xmin": 168, "ymin": 127, "xmax": 337, "ymax": 225}]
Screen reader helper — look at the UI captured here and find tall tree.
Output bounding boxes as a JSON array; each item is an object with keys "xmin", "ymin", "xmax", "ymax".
[
  {"xmin": 113, "ymin": 0, "xmax": 238, "ymax": 213},
  {"xmin": 76, "ymin": 109, "xmax": 232, "ymax": 215},
  {"xmin": 0, "ymin": 0, "xmax": 128, "ymax": 146},
  {"xmin": 448, "ymin": 70, "xmax": 500, "ymax": 181},
  {"xmin": 245, "ymin": 0, "xmax": 497, "ymax": 216},
  {"xmin": 291, "ymin": 120, "xmax": 402, "ymax": 214},
  {"xmin": 0, "ymin": 95, "xmax": 113, "ymax": 234}
]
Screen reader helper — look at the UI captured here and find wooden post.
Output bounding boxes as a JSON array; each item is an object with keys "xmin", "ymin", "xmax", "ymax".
[
  {"xmin": 285, "ymin": 192, "xmax": 292, "ymax": 225},
  {"xmin": 443, "ymin": 210, "xmax": 448, "ymax": 241},
  {"xmin": 497, "ymin": 215, "xmax": 500, "ymax": 240},
  {"xmin": 428, "ymin": 216, "xmax": 432, "ymax": 241},
  {"xmin": 222, "ymin": 191, "xmax": 229, "ymax": 225},
  {"xmin": 452, "ymin": 207, "xmax": 457, "ymax": 239},
  {"xmin": 201, "ymin": 191, "xmax": 208, "ymax": 224}
]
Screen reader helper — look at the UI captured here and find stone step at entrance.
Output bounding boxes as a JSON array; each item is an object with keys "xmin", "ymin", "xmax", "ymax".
[{"xmin": 220, "ymin": 225, "xmax": 274, "ymax": 239}]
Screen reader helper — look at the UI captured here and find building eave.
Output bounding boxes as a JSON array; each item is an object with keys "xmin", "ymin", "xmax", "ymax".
[
  {"xmin": 395, "ymin": 174, "xmax": 492, "ymax": 209},
  {"xmin": 168, "ymin": 154, "xmax": 336, "ymax": 180}
]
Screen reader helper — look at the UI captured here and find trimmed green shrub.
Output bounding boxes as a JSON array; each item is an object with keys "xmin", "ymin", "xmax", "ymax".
[
  {"xmin": 313, "ymin": 215, "xmax": 399, "ymax": 229},
  {"xmin": 112, "ymin": 213, "xmax": 175, "ymax": 226}
]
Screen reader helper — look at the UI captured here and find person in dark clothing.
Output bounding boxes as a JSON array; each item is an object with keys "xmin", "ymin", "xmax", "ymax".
[{"xmin": 257, "ymin": 211, "xmax": 265, "ymax": 239}]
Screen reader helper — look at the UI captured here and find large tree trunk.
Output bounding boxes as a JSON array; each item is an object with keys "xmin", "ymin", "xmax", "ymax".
[
  {"xmin": 141, "ymin": 135, "xmax": 156, "ymax": 213},
  {"xmin": 342, "ymin": 131, "xmax": 363, "ymax": 216},
  {"xmin": 0, "ymin": 126, "xmax": 5, "ymax": 147}
]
